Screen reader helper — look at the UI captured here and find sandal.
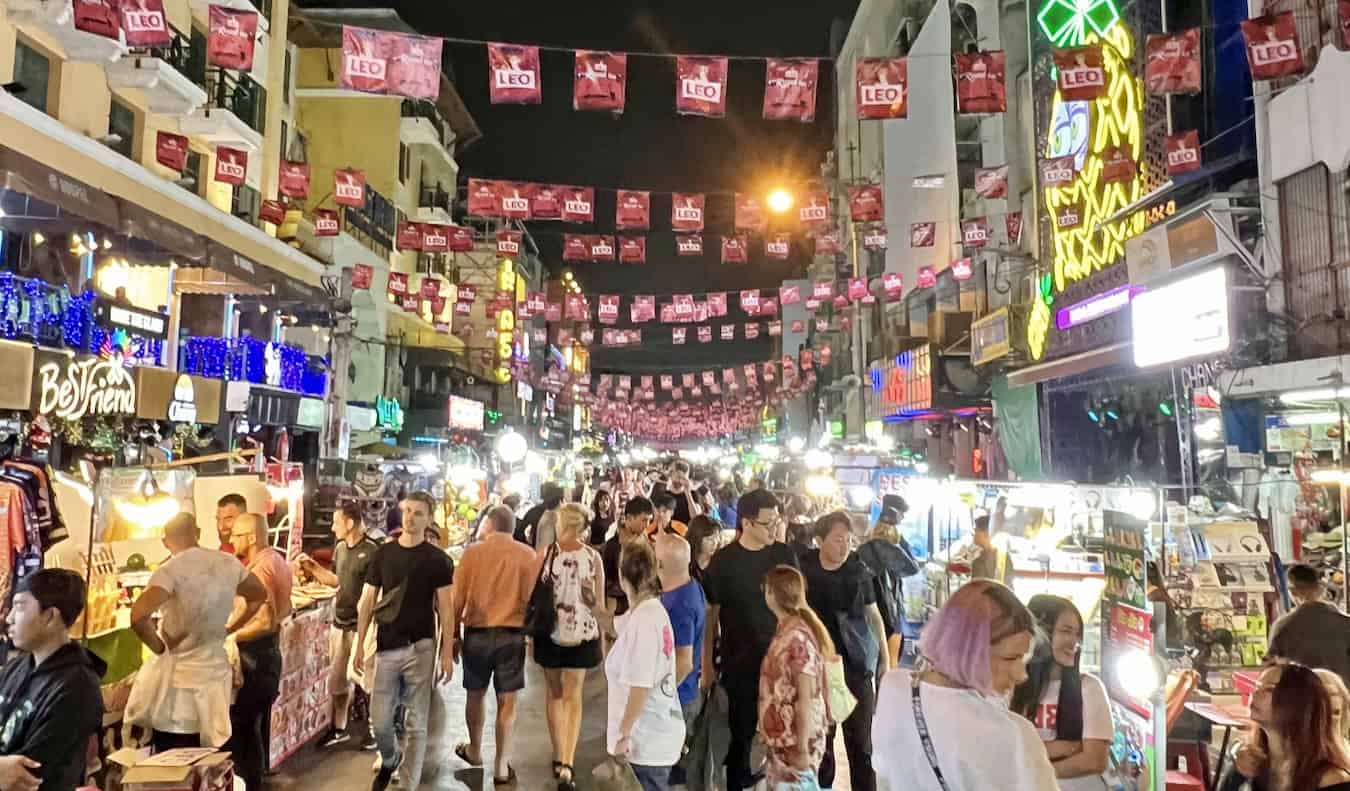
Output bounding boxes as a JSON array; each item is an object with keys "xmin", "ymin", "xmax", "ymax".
[
  {"xmin": 453, "ymin": 743, "xmax": 482, "ymax": 767},
  {"xmin": 557, "ymin": 764, "xmax": 576, "ymax": 791},
  {"xmin": 552, "ymin": 761, "xmax": 563, "ymax": 778},
  {"xmin": 493, "ymin": 766, "xmax": 517, "ymax": 786}
]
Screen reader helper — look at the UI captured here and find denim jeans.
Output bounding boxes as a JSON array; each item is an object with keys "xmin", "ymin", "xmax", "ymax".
[
  {"xmin": 631, "ymin": 763, "xmax": 674, "ymax": 791},
  {"xmin": 371, "ymin": 639, "xmax": 435, "ymax": 788}
]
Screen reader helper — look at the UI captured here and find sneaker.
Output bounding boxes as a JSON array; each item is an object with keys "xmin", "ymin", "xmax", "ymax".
[
  {"xmin": 361, "ymin": 731, "xmax": 378, "ymax": 751},
  {"xmin": 318, "ymin": 729, "xmax": 350, "ymax": 750},
  {"xmin": 372, "ymin": 754, "xmax": 402, "ymax": 791}
]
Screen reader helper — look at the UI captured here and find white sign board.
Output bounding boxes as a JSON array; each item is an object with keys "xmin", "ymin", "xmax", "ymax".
[{"xmin": 1131, "ymin": 266, "xmax": 1230, "ymax": 368}]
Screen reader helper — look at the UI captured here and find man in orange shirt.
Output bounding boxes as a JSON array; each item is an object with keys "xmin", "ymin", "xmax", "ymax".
[{"xmin": 448, "ymin": 505, "xmax": 537, "ymax": 783}]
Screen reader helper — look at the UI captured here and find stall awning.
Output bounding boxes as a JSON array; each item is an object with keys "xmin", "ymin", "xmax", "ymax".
[
  {"xmin": 0, "ymin": 93, "xmax": 326, "ymax": 295},
  {"xmin": 386, "ymin": 308, "xmax": 465, "ymax": 354},
  {"xmin": 1006, "ymin": 342, "xmax": 1133, "ymax": 388}
]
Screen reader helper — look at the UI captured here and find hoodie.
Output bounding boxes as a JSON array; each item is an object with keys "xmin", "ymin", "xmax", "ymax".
[{"xmin": 0, "ymin": 641, "xmax": 106, "ymax": 791}]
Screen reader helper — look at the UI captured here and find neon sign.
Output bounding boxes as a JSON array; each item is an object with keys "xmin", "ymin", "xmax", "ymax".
[
  {"xmin": 37, "ymin": 355, "xmax": 136, "ymax": 420},
  {"xmin": 1054, "ymin": 284, "xmax": 1140, "ymax": 330},
  {"xmin": 1027, "ymin": 0, "xmax": 1147, "ymax": 360}
]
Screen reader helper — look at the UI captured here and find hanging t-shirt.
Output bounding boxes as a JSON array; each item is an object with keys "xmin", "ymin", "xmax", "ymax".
[
  {"xmin": 605, "ymin": 597, "xmax": 686, "ymax": 767},
  {"xmin": 1032, "ymin": 674, "xmax": 1113, "ymax": 791}
]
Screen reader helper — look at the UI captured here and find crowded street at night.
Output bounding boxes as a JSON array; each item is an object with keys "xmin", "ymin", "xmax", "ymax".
[{"xmin": 0, "ymin": 0, "xmax": 1345, "ymax": 790}]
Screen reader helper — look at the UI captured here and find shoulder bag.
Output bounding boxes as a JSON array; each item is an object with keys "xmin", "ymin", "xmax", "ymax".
[
  {"xmin": 524, "ymin": 542, "xmax": 559, "ymax": 641},
  {"xmin": 911, "ymin": 675, "xmax": 953, "ymax": 791}
]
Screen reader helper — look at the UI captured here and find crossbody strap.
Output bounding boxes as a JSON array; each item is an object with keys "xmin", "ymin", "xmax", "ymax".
[{"xmin": 910, "ymin": 676, "xmax": 953, "ymax": 791}]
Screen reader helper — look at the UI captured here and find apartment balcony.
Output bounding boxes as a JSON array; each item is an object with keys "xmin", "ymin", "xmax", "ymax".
[
  {"xmin": 179, "ymin": 69, "xmax": 265, "ymax": 152},
  {"xmin": 400, "ymin": 99, "xmax": 456, "ymax": 171},
  {"xmin": 5, "ymin": 0, "xmax": 127, "ymax": 62},
  {"xmin": 105, "ymin": 35, "xmax": 207, "ymax": 115},
  {"xmin": 414, "ymin": 185, "xmax": 452, "ymax": 225}
]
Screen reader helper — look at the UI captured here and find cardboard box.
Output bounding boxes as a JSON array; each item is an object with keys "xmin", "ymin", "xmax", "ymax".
[{"xmin": 110, "ymin": 748, "xmax": 233, "ymax": 791}]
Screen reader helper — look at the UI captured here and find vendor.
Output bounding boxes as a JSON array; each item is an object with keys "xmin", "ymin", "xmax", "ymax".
[
  {"xmin": 215, "ymin": 494, "xmax": 247, "ymax": 555},
  {"xmin": 970, "ymin": 515, "xmax": 1012, "ymax": 586},
  {"xmin": 226, "ymin": 514, "xmax": 292, "ymax": 791},
  {"xmin": 128, "ymin": 513, "xmax": 268, "ymax": 751}
]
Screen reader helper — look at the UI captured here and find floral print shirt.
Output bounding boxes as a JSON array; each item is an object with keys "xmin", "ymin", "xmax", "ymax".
[{"xmin": 758, "ymin": 617, "xmax": 828, "ymax": 782}]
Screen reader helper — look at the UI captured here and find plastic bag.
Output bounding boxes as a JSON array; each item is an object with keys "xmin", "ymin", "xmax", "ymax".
[{"xmin": 592, "ymin": 755, "xmax": 642, "ymax": 791}]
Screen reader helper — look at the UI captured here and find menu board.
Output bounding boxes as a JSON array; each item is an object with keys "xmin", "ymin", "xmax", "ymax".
[{"xmin": 1103, "ymin": 511, "xmax": 1148, "ymax": 609}]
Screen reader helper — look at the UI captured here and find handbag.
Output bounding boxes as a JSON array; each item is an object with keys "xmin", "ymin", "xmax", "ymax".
[
  {"xmin": 820, "ymin": 654, "xmax": 857, "ymax": 725},
  {"xmin": 524, "ymin": 542, "xmax": 559, "ymax": 640}
]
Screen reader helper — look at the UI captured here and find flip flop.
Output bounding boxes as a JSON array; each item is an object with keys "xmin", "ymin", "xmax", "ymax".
[
  {"xmin": 493, "ymin": 766, "xmax": 517, "ymax": 786},
  {"xmin": 454, "ymin": 743, "xmax": 482, "ymax": 767}
]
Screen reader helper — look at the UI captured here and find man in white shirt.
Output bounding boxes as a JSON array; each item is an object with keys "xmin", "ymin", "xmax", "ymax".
[{"xmin": 129, "ymin": 513, "xmax": 268, "ymax": 751}]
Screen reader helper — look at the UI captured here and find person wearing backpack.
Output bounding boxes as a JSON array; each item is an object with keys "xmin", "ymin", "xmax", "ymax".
[
  {"xmin": 857, "ymin": 508, "xmax": 921, "ymax": 668},
  {"xmin": 758, "ymin": 565, "xmax": 832, "ymax": 791},
  {"xmin": 799, "ymin": 512, "xmax": 888, "ymax": 791}
]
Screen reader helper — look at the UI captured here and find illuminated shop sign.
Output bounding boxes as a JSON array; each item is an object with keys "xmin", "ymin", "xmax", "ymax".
[
  {"xmin": 449, "ymin": 395, "xmax": 485, "ymax": 431},
  {"xmin": 876, "ymin": 346, "xmax": 933, "ymax": 415},
  {"xmin": 971, "ymin": 307, "xmax": 1012, "ymax": 366},
  {"xmin": 97, "ymin": 301, "xmax": 168, "ymax": 338},
  {"xmin": 375, "ymin": 396, "xmax": 404, "ymax": 432},
  {"xmin": 1131, "ymin": 266, "xmax": 1230, "ymax": 367},
  {"xmin": 1054, "ymin": 285, "xmax": 1141, "ymax": 330},
  {"xmin": 1026, "ymin": 0, "xmax": 1149, "ymax": 360},
  {"xmin": 35, "ymin": 352, "xmax": 136, "ymax": 420}
]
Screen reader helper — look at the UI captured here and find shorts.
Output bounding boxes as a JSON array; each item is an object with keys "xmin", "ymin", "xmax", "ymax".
[
  {"xmin": 328, "ymin": 626, "xmax": 356, "ymax": 695},
  {"xmin": 462, "ymin": 627, "xmax": 527, "ymax": 693},
  {"xmin": 532, "ymin": 636, "xmax": 602, "ymax": 670}
]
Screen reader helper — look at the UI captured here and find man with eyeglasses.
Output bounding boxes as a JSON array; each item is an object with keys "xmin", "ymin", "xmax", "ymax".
[{"xmin": 699, "ymin": 488, "xmax": 799, "ymax": 790}]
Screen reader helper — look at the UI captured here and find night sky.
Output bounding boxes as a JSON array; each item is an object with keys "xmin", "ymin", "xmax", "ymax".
[{"xmin": 390, "ymin": 0, "xmax": 862, "ymax": 372}]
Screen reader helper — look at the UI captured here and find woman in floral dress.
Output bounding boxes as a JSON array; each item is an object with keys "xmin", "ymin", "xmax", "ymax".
[{"xmin": 759, "ymin": 565, "xmax": 833, "ymax": 791}]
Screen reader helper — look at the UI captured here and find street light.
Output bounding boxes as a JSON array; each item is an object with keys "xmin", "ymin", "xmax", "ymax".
[
  {"xmin": 767, "ymin": 189, "xmax": 794, "ymax": 214},
  {"xmin": 496, "ymin": 428, "xmax": 527, "ymax": 464}
]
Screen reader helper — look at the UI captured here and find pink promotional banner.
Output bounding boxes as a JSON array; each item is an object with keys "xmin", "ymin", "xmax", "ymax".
[
  {"xmin": 707, "ymin": 292, "xmax": 728, "ymax": 316},
  {"xmin": 334, "ymin": 168, "xmax": 366, "ymax": 207},
  {"xmin": 573, "ymin": 50, "xmax": 627, "ymax": 112},
  {"xmin": 848, "ymin": 185, "xmax": 884, "ymax": 222},
  {"xmin": 120, "ymin": 0, "xmax": 171, "ymax": 46},
  {"xmin": 721, "ymin": 236, "xmax": 749, "ymax": 264},
  {"xmin": 279, "ymin": 161, "xmax": 311, "ymax": 199},
  {"xmin": 675, "ymin": 56, "xmax": 729, "ymax": 117},
  {"xmin": 780, "ymin": 284, "xmax": 800, "ymax": 305},
  {"xmin": 615, "ymin": 190, "xmax": 651, "ymax": 230},
  {"xmin": 384, "ymin": 31, "xmax": 443, "ymax": 100},
  {"xmin": 488, "ymin": 43, "xmax": 542, "ymax": 104},
  {"xmin": 207, "ymin": 6, "xmax": 258, "ymax": 72},
  {"xmin": 799, "ymin": 189, "xmax": 830, "ymax": 228},
  {"xmin": 735, "ymin": 194, "xmax": 767, "ymax": 233},
  {"xmin": 765, "ymin": 233, "xmax": 791, "ymax": 260},
  {"xmin": 863, "ymin": 226, "xmax": 888, "ymax": 250},
  {"xmin": 855, "ymin": 58, "xmax": 907, "ymax": 119},
  {"xmin": 560, "ymin": 186, "xmax": 595, "ymax": 223},
  {"xmin": 214, "ymin": 146, "xmax": 247, "ymax": 186},
  {"xmin": 530, "ymin": 185, "xmax": 562, "ymax": 220},
  {"xmin": 671, "ymin": 193, "xmax": 705, "ymax": 232},
  {"xmin": 676, "ymin": 234, "xmax": 703, "ymax": 256},
  {"xmin": 619, "ymin": 236, "xmax": 647, "ymax": 263},
  {"xmin": 955, "ymin": 50, "xmax": 1007, "ymax": 114},
  {"xmin": 762, "ymin": 58, "xmax": 818, "ymax": 121}
]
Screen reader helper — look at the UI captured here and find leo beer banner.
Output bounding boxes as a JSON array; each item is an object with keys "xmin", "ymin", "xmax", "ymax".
[
  {"xmin": 974, "ymin": 165, "xmax": 1008, "ymax": 198},
  {"xmin": 396, "ymin": 221, "xmax": 423, "ymax": 251},
  {"xmin": 721, "ymin": 236, "xmax": 748, "ymax": 264},
  {"xmin": 448, "ymin": 226, "xmax": 474, "ymax": 252},
  {"xmin": 207, "ymin": 5, "xmax": 258, "ymax": 72},
  {"xmin": 561, "ymin": 186, "xmax": 595, "ymax": 223},
  {"xmin": 798, "ymin": 189, "xmax": 830, "ymax": 228},
  {"xmin": 848, "ymin": 184, "xmax": 884, "ymax": 222},
  {"xmin": 573, "ymin": 50, "xmax": 627, "ymax": 112},
  {"xmin": 278, "ymin": 161, "xmax": 310, "ymax": 199},
  {"xmin": 762, "ymin": 58, "xmax": 818, "ymax": 121},
  {"xmin": 855, "ymin": 58, "xmax": 907, "ymax": 119},
  {"xmin": 954, "ymin": 50, "xmax": 1007, "ymax": 113},
  {"xmin": 1054, "ymin": 45, "xmax": 1106, "ymax": 101},
  {"xmin": 120, "ymin": 0, "xmax": 170, "ymax": 46},
  {"xmin": 619, "ymin": 236, "xmax": 646, "ymax": 263},
  {"xmin": 1242, "ymin": 12, "xmax": 1304, "ymax": 80},
  {"xmin": 1144, "ymin": 29, "xmax": 1202, "ymax": 94},
  {"xmin": 334, "ymin": 168, "xmax": 366, "ymax": 207},
  {"xmin": 671, "ymin": 193, "xmax": 705, "ymax": 232},
  {"xmin": 74, "ymin": 0, "xmax": 119, "ymax": 40},
  {"xmin": 615, "ymin": 190, "xmax": 650, "ymax": 230},
  {"xmin": 735, "ymin": 194, "xmax": 767, "ymax": 232},
  {"xmin": 467, "ymin": 179, "xmax": 501, "ymax": 217},
  {"xmin": 675, "ymin": 56, "xmax": 728, "ymax": 117},
  {"xmin": 155, "ymin": 131, "xmax": 188, "ymax": 172},
  {"xmin": 313, "ymin": 209, "xmax": 339, "ymax": 237},
  {"xmin": 213, "ymin": 146, "xmax": 247, "ymax": 186},
  {"xmin": 530, "ymin": 185, "xmax": 562, "ymax": 220},
  {"xmin": 488, "ymin": 43, "xmax": 542, "ymax": 104}
]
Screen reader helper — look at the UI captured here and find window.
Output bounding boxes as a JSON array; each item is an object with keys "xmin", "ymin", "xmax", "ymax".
[
  {"xmin": 183, "ymin": 151, "xmax": 203, "ymax": 194},
  {"xmin": 280, "ymin": 120, "xmax": 289, "ymax": 161},
  {"xmin": 12, "ymin": 39, "xmax": 50, "ymax": 114},
  {"xmin": 232, "ymin": 184, "xmax": 260, "ymax": 224},
  {"xmin": 282, "ymin": 49, "xmax": 292, "ymax": 106},
  {"xmin": 108, "ymin": 98, "xmax": 136, "ymax": 159},
  {"xmin": 399, "ymin": 143, "xmax": 410, "ymax": 184}
]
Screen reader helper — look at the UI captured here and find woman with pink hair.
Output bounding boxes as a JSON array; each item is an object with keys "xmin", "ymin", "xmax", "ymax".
[{"xmin": 872, "ymin": 580, "xmax": 1059, "ymax": 790}]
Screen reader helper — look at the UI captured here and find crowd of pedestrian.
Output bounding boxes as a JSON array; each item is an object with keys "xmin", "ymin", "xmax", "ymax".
[{"xmin": 17, "ymin": 459, "xmax": 1350, "ymax": 791}]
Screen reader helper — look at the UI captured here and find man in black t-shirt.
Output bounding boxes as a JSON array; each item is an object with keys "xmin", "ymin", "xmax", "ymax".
[
  {"xmin": 800, "ymin": 511, "xmax": 889, "ymax": 791},
  {"xmin": 650, "ymin": 460, "xmax": 698, "ymax": 525},
  {"xmin": 357, "ymin": 491, "xmax": 454, "ymax": 791},
  {"xmin": 700, "ymin": 488, "xmax": 798, "ymax": 791},
  {"xmin": 296, "ymin": 501, "xmax": 381, "ymax": 749}
]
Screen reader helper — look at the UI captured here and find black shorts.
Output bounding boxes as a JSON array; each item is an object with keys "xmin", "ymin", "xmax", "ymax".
[
  {"xmin": 532, "ymin": 636, "xmax": 602, "ymax": 670},
  {"xmin": 462, "ymin": 627, "xmax": 527, "ymax": 693}
]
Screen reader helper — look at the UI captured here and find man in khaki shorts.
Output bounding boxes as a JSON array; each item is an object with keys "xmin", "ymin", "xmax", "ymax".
[{"xmin": 296, "ymin": 501, "xmax": 381, "ymax": 748}]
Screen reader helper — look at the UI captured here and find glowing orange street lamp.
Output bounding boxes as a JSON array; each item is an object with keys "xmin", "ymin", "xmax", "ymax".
[{"xmin": 767, "ymin": 188, "xmax": 794, "ymax": 214}]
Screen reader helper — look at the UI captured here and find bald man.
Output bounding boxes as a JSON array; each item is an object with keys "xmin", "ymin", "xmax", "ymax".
[
  {"xmin": 227, "ymin": 514, "xmax": 292, "ymax": 791},
  {"xmin": 656, "ymin": 533, "xmax": 706, "ymax": 724},
  {"xmin": 129, "ymin": 513, "xmax": 267, "ymax": 751}
]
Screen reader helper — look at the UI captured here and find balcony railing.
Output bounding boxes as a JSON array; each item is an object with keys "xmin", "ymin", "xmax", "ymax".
[
  {"xmin": 341, "ymin": 185, "xmax": 396, "ymax": 259},
  {"xmin": 180, "ymin": 335, "xmax": 326, "ymax": 396},
  {"xmin": 204, "ymin": 68, "xmax": 265, "ymax": 134},
  {"xmin": 419, "ymin": 185, "xmax": 452, "ymax": 213},
  {"xmin": 401, "ymin": 99, "xmax": 448, "ymax": 147}
]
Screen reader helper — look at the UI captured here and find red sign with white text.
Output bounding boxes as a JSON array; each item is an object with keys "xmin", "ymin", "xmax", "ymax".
[
  {"xmin": 488, "ymin": 43, "xmax": 542, "ymax": 104},
  {"xmin": 763, "ymin": 58, "xmax": 818, "ymax": 121},
  {"xmin": 279, "ymin": 161, "xmax": 310, "ymax": 199},
  {"xmin": 1145, "ymin": 29, "xmax": 1202, "ymax": 94},
  {"xmin": 911, "ymin": 222, "xmax": 935, "ymax": 248},
  {"xmin": 530, "ymin": 185, "xmax": 562, "ymax": 221},
  {"xmin": 1166, "ymin": 130, "xmax": 1202, "ymax": 177},
  {"xmin": 619, "ymin": 236, "xmax": 646, "ymax": 263},
  {"xmin": 396, "ymin": 221, "xmax": 423, "ymax": 251},
  {"xmin": 765, "ymin": 234, "xmax": 791, "ymax": 260},
  {"xmin": 856, "ymin": 58, "xmax": 908, "ymax": 119},
  {"xmin": 676, "ymin": 56, "xmax": 729, "ymax": 117},
  {"xmin": 735, "ymin": 194, "xmax": 767, "ymax": 233},
  {"xmin": 120, "ymin": 0, "xmax": 170, "ymax": 46},
  {"xmin": 207, "ymin": 6, "xmax": 257, "ymax": 72},
  {"xmin": 799, "ymin": 190, "xmax": 830, "ymax": 228},
  {"xmin": 496, "ymin": 230, "xmax": 522, "ymax": 257},
  {"xmin": 313, "ymin": 209, "xmax": 340, "ymax": 237},
  {"xmin": 676, "ymin": 234, "xmax": 703, "ymax": 257},
  {"xmin": 214, "ymin": 146, "xmax": 247, "ymax": 186},
  {"xmin": 155, "ymin": 131, "xmax": 188, "ymax": 172},
  {"xmin": 421, "ymin": 224, "xmax": 449, "ymax": 253},
  {"xmin": 848, "ymin": 184, "xmax": 884, "ymax": 222},
  {"xmin": 721, "ymin": 236, "xmax": 749, "ymax": 264},
  {"xmin": 1242, "ymin": 13, "xmax": 1304, "ymax": 80},
  {"xmin": 334, "ymin": 168, "xmax": 366, "ymax": 207},
  {"xmin": 615, "ymin": 190, "xmax": 651, "ymax": 230},
  {"xmin": 974, "ymin": 165, "xmax": 1008, "ymax": 198},
  {"xmin": 467, "ymin": 179, "xmax": 501, "ymax": 217},
  {"xmin": 671, "ymin": 193, "xmax": 705, "ymax": 232},
  {"xmin": 955, "ymin": 50, "xmax": 1007, "ymax": 113},
  {"xmin": 560, "ymin": 186, "xmax": 595, "ymax": 223},
  {"xmin": 1054, "ymin": 45, "xmax": 1107, "ymax": 101}
]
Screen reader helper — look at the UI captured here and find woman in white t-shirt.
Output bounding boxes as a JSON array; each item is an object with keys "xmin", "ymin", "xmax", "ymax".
[
  {"xmin": 873, "ymin": 580, "xmax": 1059, "ymax": 791},
  {"xmin": 605, "ymin": 539, "xmax": 685, "ymax": 791},
  {"xmin": 1010, "ymin": 595, "xmax": 1113, "ymax": 791}
]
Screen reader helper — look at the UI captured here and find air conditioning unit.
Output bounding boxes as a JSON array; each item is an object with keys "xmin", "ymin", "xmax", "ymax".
[{"xmin": 928, "ymin": 310, "xmax": 973, "ymax": 348}]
